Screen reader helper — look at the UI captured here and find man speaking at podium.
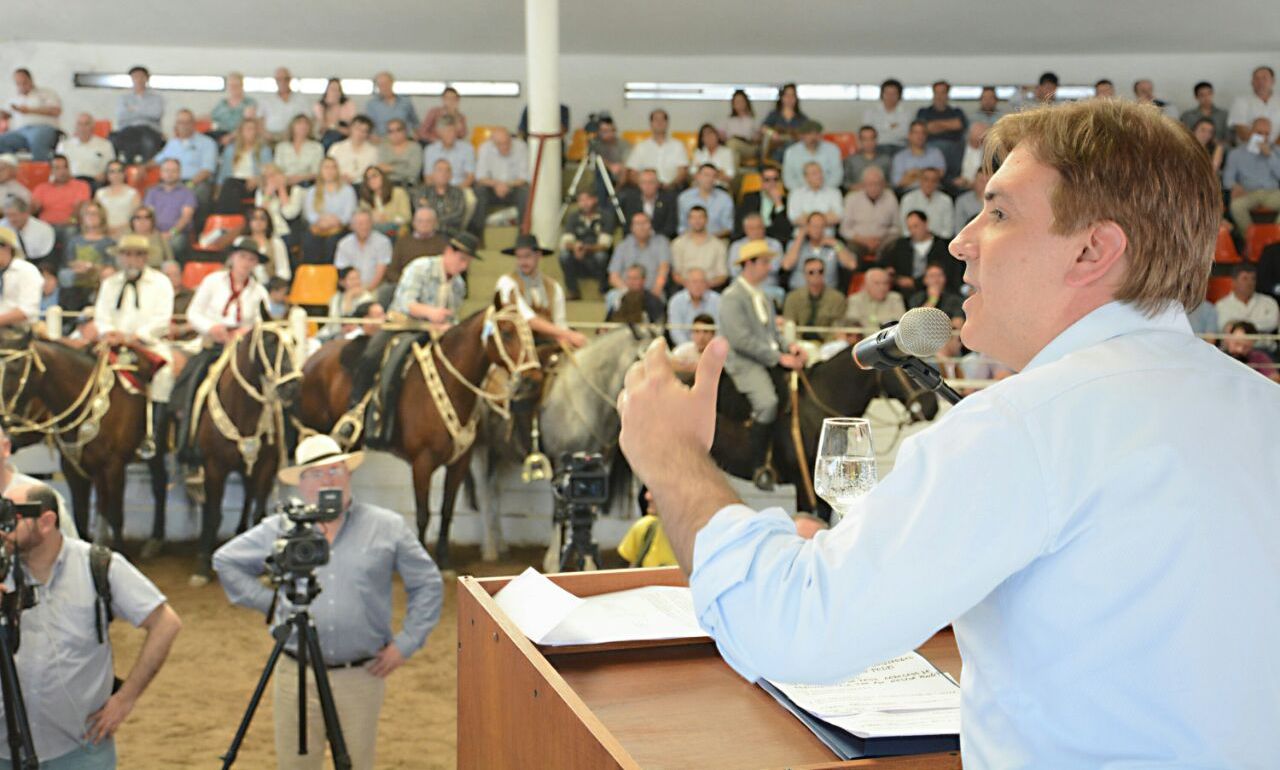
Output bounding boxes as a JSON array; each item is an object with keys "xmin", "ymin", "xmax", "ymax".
[{"xmin": 617, "ymin": 99, "xmax": 1280, "ymax": 769}]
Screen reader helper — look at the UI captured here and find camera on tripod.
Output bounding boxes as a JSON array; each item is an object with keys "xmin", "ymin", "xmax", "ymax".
[
  {"xmin": 0, "ymin": 499, "xmax": 41, "ymax": 599},
  {"xmin": 266, "ymin": 490, "xmax": 343, "ymax": 577},
  {"xmin": 583, "ymin": 110, "xmax": 611, "ymax": 136},
  {"xmin": 551, "ymin": 452, "xmax": 609, "ymax": 572}
]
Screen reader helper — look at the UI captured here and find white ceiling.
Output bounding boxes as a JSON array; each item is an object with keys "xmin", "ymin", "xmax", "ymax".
[{"xmin": 12, "ymin": 0, "xmax": 1280, "ymax": 56}]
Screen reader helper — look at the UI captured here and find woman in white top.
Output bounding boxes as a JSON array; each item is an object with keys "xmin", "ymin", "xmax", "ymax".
[
  {"xmin": 691, "ymin": 123, "xmax": 737, "ymax": 187},
  {"xmin": 313, "ymin": 78, "xmax": 357, "ymax": 151},
  {"xmin": 721, "ymin": 89, "xmax": 760, "ymax": 167},
  {"xmin": 273, "ymin": 114, "xmax": 324, "ymax": 186},
  {"xmin": 245, "ymin": 206, "xmax": 291, "ymax": 282},
  {"xmin": 254, "ymin": 164, "xmax": 305, "ymax": 246},
  {"xmin": 94, "ymin": 160, "xmax": 141, "ymax": 237}
]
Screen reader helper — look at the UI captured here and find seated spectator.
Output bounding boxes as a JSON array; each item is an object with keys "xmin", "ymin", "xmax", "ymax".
[
  {"xmin": 607, "ymin": 212, "xmax": 671, "ymax": 307},
  {"xmin": 1187, "ymin": 298, "xmax": 1219, "ymax": 337},
  {"xmin": 1216, "ymin": 262, "xmax": 1278, "ymax": 351},
  {"xmin": 883, "ymin": 209, "xmax": 960, "ymax": 294},
  {"xmin": 787, "ymin": 162, "xmax": 842, "ymax": 229},
  {"xmin": 620, "ymin": 169, "xmax": 678, "ymax": 238},
  {"xmin": 143, "ymin": 159, "xmax": 198, "ymax": 258},
  {"xmin": 365, "ymin": 72, "xmax": 418, "ymax": 138},
  {"xmin": 302, "ymin": 157, "xmax": 357, "ymax": 263},
  {"xmin": 94, "ymin": 161, "xmax": 141, "ymax": 237},
  {"xmin": 59, "ymin": 200, "xmax": 114, "ymax": 310},
  {"xmin": 587, "ymin": 117, "xmax": 629, "ymax": 218},
  {"xmin": 728, "ymin": 214, "xmax": 786, "ymax": 301},
  {"xmin": 31, "ymin": 155, "xmax": 90, "ymax": 229},
  {"xmin": 676, "ymin": 164, "xmax": 733, "ymax": 237},
  {"xmin": 968, "ymin": 86, "xmax": 1006, "ymax": 124},
  {"xmin": 273, "ymin": 114, "xmax": 324, "ymax": 187},
  {"xmin": 843, "ymin": 126, "xmax": 893, "ymax": 192},
  {"xmin": 1132, "ymin": 78, "xmax": 1179, "ymax": 119},
  {"xmin": 605, "ymin": 264, "xmax": 666, "ymax": 322},
  {"xmin": 559, "ymin": 189, "xmax": 613, "ymax": 301},
  {"xmin": 38, "ymin": 261, "xmax": 59, "ymax": 314},
  {"xmin": 377, "ymin": 119, "xmax": 422, "ymax": 187},
  {"xmin": 954, "ymin": 168, "xmax": 988, "ymax": 227},
  {"xmin": 319, "ymin": 266, "xmax": 375, "ymax": 341},
  {"xmin": 670, "ymin": 207, "xmax": 729, "ymax": 291},
  {"xmin": 265, "ymin": 277, "xmax": 290, "ymax": 319},
  {"xmin": 839, "ymin": 166, "xmax": 899, "ymax": 261},
  {"xmin": 386, "ymin": 207, "xmax": 448, "ymax": 301},
  {"xmin": 625, "ymin": 109, "xmax": 689, "ymax": 189},
  {"xmin": 333, "ymin": 210, "xmax": 392, "ymax": 294},
  {"xmin": 1094, "ymin": 79, "xmax": 1117, "ymax": 99},
  {"xmin": 215, "ymin": 119, "xmax": 272, "ymax": 214},
  {"xmin": 917, "ymin": 81, "xmax": 968, "ymax": 177},
  {"xmin": 245, "ymin": 206, "xmax": 291, "ymax": 283},
  {"xmin": 111, "ymin": 66, "xmax": 165, "ymax": 163},
  {"xmin": 691, "ymin": 123, "xmax": 736, "ymax": 186},
  {"xmin": 734, "ymin": 166, "xmax": 791, "ymax": 243},
  {"xmin": 254, "ymin": 164, "xmax": 306, "ymax": 248},
  {"xmin": 0, "ymin": 198, "xmax": 54, "ymax": 262},
  {"xmin": 617, "ymin": 488, "xmax": 679, "ymax": 568},
  {"xmin": 843, "ymin": 266, "xmax": 905, "ymax": 333},
  {"xmin": 422, "ymin": 116, "xmax": 475, "ymax": 188},
  {"xmin": 671, "ymin": 314, "xmax": 717, "ymax": 371},
  {"xmin": 891, "ymin": 121, "xmax": 947, "ymax": 190},
  {"xmin": 954, "ymin": 122, "xmax": 988, "ymax": 191},
  {"xmin": 0, "ymin": 68, "xmax": 62, "ymax": 161},
  {"xmin": 1192, "ymin": 118, "xmax": 1225, "ymax": 174},
  {"xmin": 327, "ymin": 115, "xmax": 378, "ymax": 185},
  {"xmin": 782, "ymin": 257, "xmax": 848, "ymax": 341},
  {"xmin": 761, "ymin": 83, "xmax": 807, "ymax": 161},
  {"xmin": 0, "ymin": 154, "xmax": 31, "ymax": 208},
  {"xmin": 782, "ymin": 120, "xmax": 842, "ymax": 192},
  {"xmin": 470, "ymin": 127, "xmax": 529, "ymax": 238},
  {"xmin": 666, "ymin": 268, "xmax": 721, "ymax": 345},
  {"xmin": 56, "ymin": 113, "xmax": 114, "ymax": 190},
  {"xmin": 862, "ymin": 78, "xmax": 909, "ymax": 153},
  {"xmin": 898, "ymin": 168, "xmax": 954, "ymax": 238},
  {"xmin": 1221, "ymin": 320, "xmax": 1279, "ymax": 382},
  {"xmin": 721, "ymin": 90, "xmax": 760, "ymax": 168},
  {"xmin": 126, "ymin": 206, "xmax": 172, "ymax": 266},
  {"xmin": 358, "ymin": 166, "xmax": 410, "ymax": 237},
  {"xmin": 257, "ymin": 67, "xmax": 304, "ymax": 141},
  {"xmin": 313, "ymin": 78, "xmax": 357, "ymax": 151},
  {"xmin": 160, "ymin": 259, "xmax": 194, "ymax": 342},
  {"xmin": 1181, "ymin": 81, "xmax": 1230, "ymax": 145},
  {"xmin": 1223, "ymin": 117, "xmax": 1280, "ymax": 230},
  {"xmin": 907, "ymin": 262, "xmax": 965, "ymax": 318},
  {"xmin": 416, "ymin": 86, "xmax": 467, "ymax": 144},
  {"xmin": 208, "ymin": 72, "xmax": 257, "ymax": 143},
  {"xmin": 782, "ymin": 212, "xmax": 856, "ymax": 291},
  {"xmin": 155, "ymin": 109, "xmax": 219, "ymax": 212},
  {"xmin": 1228, "ymin": 66, "xmax": 1280, "ymax": 146},
  {"xmin": 416, "ymin": 159, "xmax": 468, "ymax": 234}
]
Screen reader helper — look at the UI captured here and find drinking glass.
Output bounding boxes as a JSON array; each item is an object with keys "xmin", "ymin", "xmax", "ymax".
[{"xmin": 813, "ymin": 417, "xmax": 877, "ymax": 525}]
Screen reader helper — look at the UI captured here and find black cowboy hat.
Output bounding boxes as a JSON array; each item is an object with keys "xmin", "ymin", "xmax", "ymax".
[
  {"xmin": 500, "ymin": 233, "xmax": 553, "ymax": 257},
  {"xmin": 227, "ymin": 236, "xmax": 269, "ymax": 263},
  {"xmin": 446, "ymin": 231, "xmax": 483, "ymax": 259}
]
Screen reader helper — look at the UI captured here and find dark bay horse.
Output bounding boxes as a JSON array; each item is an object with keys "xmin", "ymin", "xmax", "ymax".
[
  {"xmin": 296, "ymin": 298, "xmax": 541, "ymax": 568},
  {"xmin": 190, "ymin": 322, "xmax": 302, "ymax": 580}
]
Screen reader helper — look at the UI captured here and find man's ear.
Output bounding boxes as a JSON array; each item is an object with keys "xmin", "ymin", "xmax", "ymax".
[{"xmin": 1065, "ymin": 220, "xmax": 1127, "ymax": 289}]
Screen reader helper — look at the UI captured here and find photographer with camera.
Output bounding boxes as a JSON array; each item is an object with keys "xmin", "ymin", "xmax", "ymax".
[
  {"xmin": 212, "ymin": 435, "xmax": 443, "ymax": 770},
  {"xmin": 0, "ymin": 482, "xmax": 181, "ymax": 769}
]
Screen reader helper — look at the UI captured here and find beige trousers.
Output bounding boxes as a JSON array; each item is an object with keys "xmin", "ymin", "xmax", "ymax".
[
  {"xmin": 273, "ymin": 662, "xmax": 386, "ymax": 770},
  {"xmin": 1230, "ymin": 189, "xmax": 1280, "ymax": 231}
]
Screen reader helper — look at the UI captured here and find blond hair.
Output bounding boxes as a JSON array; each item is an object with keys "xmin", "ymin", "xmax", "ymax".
[{"xmin": 984, "ymin": 99, "xmax": 1218, "ymax": 313}]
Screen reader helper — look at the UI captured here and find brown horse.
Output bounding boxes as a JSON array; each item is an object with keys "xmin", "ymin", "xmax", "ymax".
[
  {"xmin": 297, "ymin": 298, "xmax": 541, "ymax": 567},
  {"xmin": 190, "ymin": 321, "xmax": 302, "ymax": 579}
]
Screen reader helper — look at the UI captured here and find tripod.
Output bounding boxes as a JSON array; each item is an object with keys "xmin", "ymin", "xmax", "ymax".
[
  {"xmin": 221, "ymin": 574, "xmax": 351, "ymax": 770},
  {"xmin": 0, "ymin": 556, "xmax": 38, "ymax": 770},
  {"xmin": 559, "ymin": 140, "xmax": 626, "ymax": 228},
  {"xmin": 556, "ymin": 504, "xmax": 601, "ymax": 572}
]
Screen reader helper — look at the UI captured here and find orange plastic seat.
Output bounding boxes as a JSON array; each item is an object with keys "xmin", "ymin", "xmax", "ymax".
[
  {"xmin": 622, "ymin": 130, "xmax": 652, "ymax": 148},
  {"xmin": 470, "ymin": 125, "xmax": 499, "ymax": 150},
  {"xmin": 1245, "ymin": 223, "xmax": 1280, "ymax": 263},
  {"xmin": 125, "ymin": 164, "xmax": 161, "ymax": 193},
  {"xmin": 847, "ymin": 272, "xmax": 866, "ymax": 296},
  {"xmin": 671, "ymin": 130, "xmax": 698, "ymax": 158},
  {"xmin": 1214, "ymin": 226, "xmax": 1241, "ymax": 264},
  {"xmin": 824, "ymin": 131, "xmax": 859, "ymax": 159},
  {"xmin": 1205, "ymin": 275, "xmax": 1234, "ymax": 303},
  {"xmin": 182, "ymin": 261, "xmax": 224, "ymax": 290},
  {"xmin": 287, "ymin": 265, "xmax": 339, "ymax": 306},
  {"xmin": 192, "ymin": 214, "xmax": 246, "ymax": 254},
  {"xmin": 15, "ymin": 161, "xmax": 49, "ymax": 191},
  {"xmin": 737, "ymin": 172, "xmax": 762, "ymax": 201},
  {"xmin": 92, "ymin": 119, "xmax": 112, "ymax": 138},
  {"xmin": 195, "ymin": 118, "xmax": 213, "ymax": 135},
  {"xmin": 565, "ymin": 129, "xmax": 588, "ymax": 162}
]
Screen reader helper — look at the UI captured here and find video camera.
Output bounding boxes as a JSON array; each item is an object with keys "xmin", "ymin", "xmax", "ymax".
[
  {"xmin": 266, "ymin": 490, "xmax": 343, "ymax": 579},
  {"xmin": 0, "ymin": 498, "xmax": 42, "ymax": 583},
  {"xmin": 551, "ymin": 452, "xmax": 609, "ymax": 572},
  {"xmin": 584, "ymin": 111, "xmax": 612, "ymax": 136}
]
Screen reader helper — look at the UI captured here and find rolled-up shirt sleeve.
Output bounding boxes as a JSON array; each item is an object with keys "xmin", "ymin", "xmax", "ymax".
[
  {"xmin": 690, "ymin": 393, "xmax": 1053, "ymax": 685},
  {"xmin": 391, "ymin": 516, "xmax": 444, "ymax": 658},
  {"xmin": 213, "ymin": 516, "xmax": 283, "ymax": 616}
]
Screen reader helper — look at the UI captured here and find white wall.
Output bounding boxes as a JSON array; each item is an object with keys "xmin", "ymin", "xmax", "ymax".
[{"xmin": 3, "ymin": 40, "xmax": 1275, "ymax": 137}]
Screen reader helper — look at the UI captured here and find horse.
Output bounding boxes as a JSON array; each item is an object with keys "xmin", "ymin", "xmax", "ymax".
[
  {"xmin": 468, "ymin": 324, "xmax": 660, "ymax": 562},
  {"xmin": 296, "ymin": 297, "xmax": 541, "ymax": 568},
  {"xmin": 0, "ymin": 336, "xmax": 171, "ymax": 551},
  {"xmin": 709, "ymin": 344, "xmax": 939, "ymax": 514},
  {"xmin": 190, "ymin": 321, "xmax": 303, "ymax": 580}
]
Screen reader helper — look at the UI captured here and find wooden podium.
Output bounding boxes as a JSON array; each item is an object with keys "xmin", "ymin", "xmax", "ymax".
[{"xmin": 457, "ymin": 567, "xmax": 962, "ymax": 769}]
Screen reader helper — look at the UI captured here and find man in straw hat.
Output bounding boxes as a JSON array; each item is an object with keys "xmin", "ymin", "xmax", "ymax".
[
  {"xmin": 214, "ymin": 434, "xmax": 442, "ymax": 770},
  {"xmin": 718, "ymin": 239, "xmax": 807, "ymax": 489},
  {"xmin": 0, "ymin": 225, "xmax": 42, "ymax": 329},
  {"xmin": 496, "ymin": 232, "xmax": 586, "ymax": 348}
]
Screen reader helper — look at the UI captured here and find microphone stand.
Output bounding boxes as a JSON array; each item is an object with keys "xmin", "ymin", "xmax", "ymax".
[{"xmin": 901, "ymin": 357, "xmax": 963, "ymax": 406}]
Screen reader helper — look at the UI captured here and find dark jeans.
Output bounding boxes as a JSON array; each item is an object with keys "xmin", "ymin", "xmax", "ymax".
[
  {"xmin": 173, "ymin": 346, "xmax": 222, "ymax": 463},
  {"xmin": 213, "ymin": 178, "xmax": 252, "ymax": 215},
  {"xmin": 558, "ymin": 249, "xmax": 609, "ymax": 297},
  {"xmin": 468, "ymin": 185, "xmax": 528, "ymax": 237},
  {"xmin": 109, "ymin": 125, "xmax": 164, "ymax": 163},
  {"xmin": 300, "ymin": 230, "xmax": 344, "ymax": 264}
]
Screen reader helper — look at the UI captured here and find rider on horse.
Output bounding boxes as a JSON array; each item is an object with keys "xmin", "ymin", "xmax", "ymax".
[
  {"xmin": 0, "ymin": 226, "xmax": 42, "ymax": 331},
  {"xmin": 494, "ymin": 233, "xmax": 587, "ymax": 349},
  {"xmin": 720, "ymin": 239, "xmax": 808, "ymax": 489}
]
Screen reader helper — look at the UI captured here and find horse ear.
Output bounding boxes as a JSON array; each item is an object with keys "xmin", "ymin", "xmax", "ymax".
[{"xmin": 492, "ymin": 290, "xmax": 506, "ymax": 311}]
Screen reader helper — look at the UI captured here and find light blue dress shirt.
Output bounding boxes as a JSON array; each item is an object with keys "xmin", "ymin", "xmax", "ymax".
[
  {"xmin": 423, "ymin": 141, "xmax": 476, "ymax": 186},
  {"xmin": 154, "ymin": 133, "xmax": 219, "ymax": 179},
  {"xmin": 666, "ymin": 289, "xmax": 721, "ymax": 345},
  {"xmin": 782, "ymin": 140, "xmax": 844, "ymax": 191},
  {"xmin": 676, "ymin": 187, "xmax": 735, "ymax": 236},
  {"xmin": 691, "ymin": 301, "xmax": 1280, "ymax": 769}
]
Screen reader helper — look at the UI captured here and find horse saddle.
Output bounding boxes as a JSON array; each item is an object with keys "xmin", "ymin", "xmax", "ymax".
[
  {"xmin": 109, "ymin": 343, "xmax": 167, "ymax": 393},
  {"xmin": 366, "ymin": 332, "xmax": 430, "ymax": 450}
]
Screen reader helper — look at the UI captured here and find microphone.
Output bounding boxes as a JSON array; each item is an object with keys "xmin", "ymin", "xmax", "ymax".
[{"xmin": 852, "ymin": 307, "xmax": 953, "ymax": 370}]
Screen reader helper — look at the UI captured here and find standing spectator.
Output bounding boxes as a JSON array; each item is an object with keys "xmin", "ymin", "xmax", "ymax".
[
  {"xmin": 559, "ymin": 189, "xmax": 612, "ymax": 300},
  {"xmin": 916, "ymin": 81, "xmax": 968, "ymax": 178},
  {"xmin": 782, "ymin": 120, "xmax": 842, "ymax": 192},
  {"xmin": 334, "ymin": 210, "xmax": 392, "ymax": 293},
  {"xmin": 1222, "ymin": 117, "xmax": 1280, "ymax": 231},
  {"xmin": 782, "ymin": 257, "xmax": 847, "ymax": 341},
  {"xmin": 883, "ymin": 209, "xmax": 961, "ymax": 293},
  {"xmin": 1132, "ymin": 79, "xmax": 1179, "ymax": 119},
  {"xmin": 968, "ymin": 86, "xmax": 1006, "ymax": 124},
  {"xmin": 302, "ymin": 157, "xmax": 357, "ymax": 263},
  {"xmin": 840, "ymin": 166, "xmax": 900, "ymax": 261},
  {"xmin": 386, "ymin": 207, "xmax": 448, "ymax": 299},
  {"xmin": 1228, "ymin": 66, "xmax": 1280, "ymax": 145},
  {"xmin": 254, "ymin": 164, "xmax": 305, "ymax": 249},
  {"xmin": 127, "ymin": 206, "xmax": 173, "ymax": 267},
  {"xmin": 626, "ymin": 109, "xmax": 689, "ymax": 189},
  {"xmin": 245, "ymin": 206, "xmax": 291, "ymax": 283},
  {"xmin": 358, "ymin": 166, "xmax": 411, "ymax": 236},
  {"xmin": 691, "ymin": 123, "xmax": 736, "ymax": 187},
  {"xmin": 0, "ymin": 198, "xmax": 54, "ymax": 262},
  {"xmin": 112, "ymin": 66, "xmax": 165, "ymax": 162},
  {"xmin": 607, "ymin": 211, "xmax": 671, "ymax": 305},
  {"xmin": 666, "ymin": 268, "xmax": 722, "ymax": 345},
  {"xmin": 728, "ymin": 214, "xmax": 786, "ymax": 302},
  {"xmin": 257, "ymin": 67, "xmax": 305, "ymax": 140},
  {"xmin": 1221, "ymin": 320, "xmax": 1279, "ymax": 381},
  {"xmin": 762, "ymin": 83, "xmax": 808, "ymax": 161},
  {"xmin": 781, "ymin": 212, "xmax": 856, "ymax": 291},
  {"xmin": 620, "ymin": 168, "xmax": 678, "ymax": 238},
  {"xmin": 907, "ymin": 262, "xmax": 965, "ymax": 318},
  {"xmin": 31, "ymin": 155, "xmax": 90, "ymax": 229},
  {"xmin": 787, "ymin": 162, "xmax": 842, "ymax": 230},
  {"xmin": 154, "ymin": 109, "xmax": 219, "ymax": 212},
  {"xmin": 734, "ymin": 167, "xmax": 791, "ymax": 244},
  {"xmin": 670, "ymin": 207, "xmax": 729, "ymax": 290},
  {"xmin": 470, "ymin": 127, "xmax": 529, "ymax": 238},
  {"xmin": 208, "ymin": 71, "xmax": 257, "ymax": 143},
  {"xmin": 214, "ymin": 118, "xmax": 272, "ymax": 214},
  {"xmin": 416, "ymin": 159, "xmax": 468, "ymax": 234},
  {"xmin": 143, "ymin": 159, "xmax": 198, "ymax": 259},
  {"xmin": 55, "ymin": 112, "xmax": 114, "ymax": 190},
  {"xmin": 863, "ymin": 79, "xmax": 909, "ymax": 153},
  {"xmin": 313, "ymin": 78, "xmax": 357, "ymax": 151},
  {"xmin": 422, "ymin": 117, "xmax": 475, "ymax": 189},
  {"xmin": 676, "ymin": 164, "xmax": 734, "ymax": 237},
  {"xmin": 0, "ymin": 154, "xmax": 31, "ymax": 207},
  {"xmin": 843, "ymin": 266, "xmax": 905, "ymax": 331},
  {"xmin": 1216, "ymin": 262, "xmax": 1279, "ymax": 350},
  {"xmin": 416, "ymin": 86, "xmax": 467, "ymax": 144},
  {"xmin": 1192, "ymin": 118, "xmax": 1225, "ymax": 174},
  {"xmin": 377, "ymin": 119, "xmax": 423, "ymax": 187},
  {"xmin": 842, "ymin": 126, "xmax": 893, "ymax": 192},
  {"xmin": 0, "ymin": 68, "xmax": 62, "ymax": 161},
  {"xmin": 1180, "ymin": 82, "xmax": 1230, "ymax": 145},
  {"xmin": 273, "ymin": 114, "xmax": 324, "ymax": 187},
  {"xmin": 954, "ymin": 168, "xmax": 989, "ymax": 227},
  {"xmin": 328, "ymin": 115, "xmax": 378, "ymax": 185},
  {"xmin": 721, "ymin": 90, "xmax": 760, "ymax": 168},
  {"xmin": 60, "ymin": 200, "xmax": 114, "ymax": 311},
  {"xmin": 899, "ymin": 167, "xmax": 955, "ymax": 238},
  {"xmin": 891, "ymin": 121, "xmax": 948, "ymax": 190},
  {"xmin": 954, "ymin": 122, "xmax": 989, "ymax": 191},
  {"xmin": 365, "ymin": 71, "xmax": 418, "ymax": 138}
]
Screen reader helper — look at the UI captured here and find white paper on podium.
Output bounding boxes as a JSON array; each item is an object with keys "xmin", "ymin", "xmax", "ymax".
[
  {"xmin": 493, "ymin": 567, "xmax": 708, "ymax": 646},
  {"xmin": 771, "ymin": 653, "xmax": 961, "ymax": 717},
  {"xmin": 824, "ymin": 708, "xmax": 961, "ymax": 739}
]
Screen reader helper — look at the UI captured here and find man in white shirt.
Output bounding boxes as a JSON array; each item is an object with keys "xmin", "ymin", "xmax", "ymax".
[
  {"xmin": 55, "ymin": 113, "xmax": 115, "ymax": 188},
  {"xmin": 787, "ymin": 162, "xmax": 842, "ymax": 229},
  {"xmin": 953, "ymin": 122, "xmax": 988, "ymax": 191},
  {"xmin": 862, "ymin": 78, "xmax": 909, "ymax": 151},
  {"xmin": 0, "ymin": 198, "xmax": 55, "ymax": 262},
  {"xmin": 257, "ymin": 67, "xmax": 304, "ymax": 139},
  {"xmin": 1215, "ymin": 262, "xmax": 1279, "ymax": 351},
  {"xmin": 898, "ymin": 167, "xmax": 954, "ymax": 238},
  {"xmin": 0, "ymin": 68, "xmax": 62, "ymax": 161},
  {"xmin": 1228, "ymin": 65, "xmax": 1280, "ymax": 145},
  {"xmin": 495, "ymin": 233, "xmax": 586, "ymax": 348},
  {"xmin": 470, "ymin": 127, "xmax": 529, "ymax": 238},
  {"xmin": 0, "ymin": 226, "xmax": 42, "ymax": 326},
  {"xmin": 626, "ymin": 109, "xmax": 690, "ymax": 189},
  {"xmin": 328, "ymin": 115, "xmax": 379, "ymax": 184},
  {"xmin": 616, "ymin": 98, "xmax": 1280, "ymax": 769},
  {"xmin": 334, "ymin": 210, "xmax": 393, "ymax": 294}
]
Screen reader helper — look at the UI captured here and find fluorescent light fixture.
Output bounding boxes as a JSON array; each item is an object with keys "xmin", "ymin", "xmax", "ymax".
[
  {"xmin": 75, "ymin": 72, "xmax": 519, "ymax": 98},
  {"xmin": 625, "ymin": 81, "xmax": 1094, "ymax": 102}
]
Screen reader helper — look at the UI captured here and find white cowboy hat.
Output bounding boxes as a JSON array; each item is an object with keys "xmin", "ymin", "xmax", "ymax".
[{"xmin": 277, "ymin": 434, "xmax": 365, "ymax": 485}]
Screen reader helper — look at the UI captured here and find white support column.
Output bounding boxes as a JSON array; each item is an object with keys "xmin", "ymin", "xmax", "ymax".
[{"xmin": 525, "ymin": 0, "xmax": 561, "ymax": 247}]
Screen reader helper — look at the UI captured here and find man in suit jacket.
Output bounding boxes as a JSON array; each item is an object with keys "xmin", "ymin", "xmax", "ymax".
[
  {"xmin": 620, "ymin": 168, "xmax": 678, "ymax": 238},
  {"xmin": 734, "ymin": 167, "xmax": 793, "ymax": 243},
  {"xmin": 720, "ymin": 240, "xmax": 808, "ymax": 489},
  {"xmin": 881, "ymin": 209, "xmax": 962, "ymax": 293}
]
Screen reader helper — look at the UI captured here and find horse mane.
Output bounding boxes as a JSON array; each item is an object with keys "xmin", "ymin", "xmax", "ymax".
[{"xmin": 35, "ymin": 338, "xmax": 99, "ymax": 369}]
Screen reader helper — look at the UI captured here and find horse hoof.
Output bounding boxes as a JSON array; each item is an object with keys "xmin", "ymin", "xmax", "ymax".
[
  {"xmin": 187, "ymin": 573, "xmax": 211, "ymax": 588},
  {"xmin": 140, "ymin": 539, "xmax": 163, "ymax": 560}
]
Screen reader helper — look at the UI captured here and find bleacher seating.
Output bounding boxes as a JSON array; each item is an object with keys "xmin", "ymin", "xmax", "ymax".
[
  {"xmin": 92, "ymin": 119, "xmax": 112, "ymax": 138},
  {"xmin": 824, "ymin": 132, "xmax": 859, "ymax": 159},
  {"xmin": 192, "ymin": 214, "xmax": 246, "ymax": 255},
  {"xmin": 1206, "ymin": 275, "xmax": 1234, "ymax": 303},
  {"xmin": 287, "ymin": 264, "xmax": 339, "ymax": 306},
  {"xmin": 1245, "ymin": 223, "xmax": 1280, "ymax": 264},
  {"xmin": 182, "ymin": 260, "xmax": 224, "ymax": 290},
  {"xmin": 15, "ymin": 161, "xmax": 49, "ymax": 191},
  {"xmin": 125, "ymin": 164, "xmax": 161, "ymax": 193}
]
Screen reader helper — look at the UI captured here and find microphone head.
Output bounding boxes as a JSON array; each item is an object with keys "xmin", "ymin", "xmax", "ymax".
[{"xmin": 897, "ymin": 307, "xmax": 953, "ymax": 357}]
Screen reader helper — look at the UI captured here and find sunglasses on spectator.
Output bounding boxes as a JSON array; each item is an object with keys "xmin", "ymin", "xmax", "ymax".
[
  {"xmin": 806, "ymin": 268, "xmax": 824, "ymax": 275},
  {"xmin": 763, "ymin": 175, "xmax": 780, "ymax": 182},
  {"xmin": 133, "ymin": 212, "xmax": 153, "ymax": 219}
]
